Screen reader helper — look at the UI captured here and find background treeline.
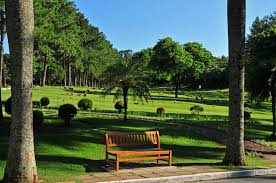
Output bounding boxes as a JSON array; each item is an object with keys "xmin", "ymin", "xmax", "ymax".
[{"xmin": 0, "ymin": 0, "xmax": 229, "ymax": 90}]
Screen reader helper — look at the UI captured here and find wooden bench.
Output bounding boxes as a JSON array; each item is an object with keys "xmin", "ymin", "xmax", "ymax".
[{"xmin": 105, "ymin": 130, "xmax": 172, "ymax": 171}]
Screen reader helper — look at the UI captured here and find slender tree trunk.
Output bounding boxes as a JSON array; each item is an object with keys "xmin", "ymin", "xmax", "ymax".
[
  {"xmin": 68, "ymin": 62, "xmax": 71, "ymax": 86},
  {"xmin": 41, "ymin": 55, "xmax": 48, "ymax": 87},
  {"xmin": 3, "ymin": 0, "xmax": 38, "ymax": 182},
  {"xmin": 63, "ymin": 61, "xmax": 67, "ymax": 87},
  {"xmin": 223, "ymin": 0, "xmax": 246, "ymax": 166},
  {"xmin": 0, "ymin": 10, "xmax": 4, "ymax": 122},
  {"xmin": 174, "ymin": 75, "xmax": 180, "ymax": 98},
  {"xmin": 175, "ymin": 82, "xmax": 179, "ymax": 98},
  {"xmin": 123, "ymin": 87, "xmax": 128, "ymax": 122},
  {"xmin": 79, "ymin": 72, "xmax": 82, "ymax": 86},
  {"xmin": 74, "ymin": 67, "xmax": 77, "ymax": 86}
]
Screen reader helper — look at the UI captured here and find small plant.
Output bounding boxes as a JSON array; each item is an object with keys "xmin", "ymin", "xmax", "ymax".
[
  {"xmin": 190, "ymin": 105, "xmax": 204, "ymax": 115},
  {"xmin": 40, "ymin": 97, "xmax": 50, "ymax": 107},
  {"xmin": 245, "ymin": 151, "xmax": 266, "ymax": 159},
  {"xmin": 58, "ymin": 104, "xmax": 77, "ymax": 126},
  {"xmin": 5, "ymin": 97, "xmax": 12, "ymax": 115},
  {"xmin": 78, "ymin": 98, "xmax": 93, "ymax": 110},
  {"xmin": 156, "ymin": 107, "xmax": 165, "ymax": 117},
  {"xmin": 114, "ymin": 101, "xmax": 124, "ymax": 114},
  {"xmin": 33, "ymin": 110, "xmax": 44, "ymax": 128}
]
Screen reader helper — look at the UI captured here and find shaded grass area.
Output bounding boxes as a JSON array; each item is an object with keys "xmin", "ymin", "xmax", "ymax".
[{"xmin": 0, "ymin": 117, "xmax": 227, "ymax": 182}]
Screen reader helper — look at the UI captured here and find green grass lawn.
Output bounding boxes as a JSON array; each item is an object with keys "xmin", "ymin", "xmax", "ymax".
[{"xmin": 0, "ymin": 87, "xmax": 275, "ymax": 182}]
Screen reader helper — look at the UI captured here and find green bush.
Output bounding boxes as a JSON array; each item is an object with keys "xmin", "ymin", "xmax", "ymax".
[
  {"xmin": 78, "ymin": 99, "xmax": 93, "ymax": 110},
  {"xmin": 33, "ymin": 110, "xmax": 44, "ymax": 128},
  {"xmin": 190, "ymin": 105, "xmax": 204, "ymax": 115},
  {"xmin": 5, "ymin": 97, "xmax": 11, "ymax": 115},
  {"xmin": 58, "ymin": 104, "xmax": 77, "ymax": 126},
  {"xmin": 40, "ymin": 97, "xmax": 50, "ymax": 107},
  {"xmin": 114, "ymin": 101, "xmax": 124, "ymax": 114},
  {"xmin": 156, "ymin": 107, "xmax": 165, "ymax": 116}
]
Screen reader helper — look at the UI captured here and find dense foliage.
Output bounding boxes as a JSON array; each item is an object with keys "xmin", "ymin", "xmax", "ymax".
[
  {"xmin": 58, "ymin": 104, "xmax": 78, "ymax": 126},
  {"xmin": 78, "ymin": 98, "xmax": 93, "ymax": 110},
  {"xmin": 40, "ymin": 97, "xmax": 50, "ymax": 107}
]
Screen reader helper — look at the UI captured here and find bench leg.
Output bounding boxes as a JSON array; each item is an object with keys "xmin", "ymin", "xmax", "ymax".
[
  {"xmin": 106, "ymin": 152, "xmax": 109, "ymax": 162},
  {"xmin": 116, "ymin": 155, "xmax": 120, "ymax": 171},
  {"xmin": 168, "ymin": 151, "xmax": 172, "ymax": 166},
  {"xmin": 157, "ymin": 153, "xmax": 160, "ymax": 164}
]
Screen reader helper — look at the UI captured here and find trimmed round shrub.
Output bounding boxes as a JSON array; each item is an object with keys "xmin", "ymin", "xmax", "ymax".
[
  {"xmin": 78, "ymin": 98, "xmax": 93, "ymax": 110},
  {"xmin": 114, "ymin": 101, "xmax": 124, "ymax": 114},
  {"xmin": 33, "ymin": 110, "xmax": 44, "ymax": 128},
  {"xmin": 5, "ymin": 97, "xmax": 11, "ymax": 115},
  {"xmin": 190, "ymin": 105, "xmax": 204, "ymax": 115},
  {"xmin": 58, "ymin": 104, "xmax": 77, "ymax": 126},
  {"xmin": 40, "ymin": 97, "xmax": 50, "ymax": 107},
  {"xmin": 156, "ymin": 107, "xmax": 165, "ymax": 116}
]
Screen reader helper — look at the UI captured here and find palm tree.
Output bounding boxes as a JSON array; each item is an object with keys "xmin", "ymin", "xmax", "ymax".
[
  {"xmin": 103, "ymin": 60, "xmax": 151, "ymax": 121},
  {"xmin": 223, "ymin": 0, "xmax": 246, "ymax": 166},
  {"xmin": 2, "ymin": 0, "xmax": 38, "ymax": 182}
]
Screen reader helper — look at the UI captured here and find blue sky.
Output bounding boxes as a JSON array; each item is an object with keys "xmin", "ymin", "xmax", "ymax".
[
  {"xmin": 4, "ymin": 0, "xmax": 276, "ymax": 56},
  {"xmin": 72, "ymin": 0, "xmax": 276, "ymax": 57}
]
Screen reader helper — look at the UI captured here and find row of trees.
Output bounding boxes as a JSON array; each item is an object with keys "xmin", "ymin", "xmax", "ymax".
[
  {"xmin": 1, "ymin": 0, "xmax": 120, "ymax": 88},
  {"xmin": 114, "ymin": 39, "xmax": 228, "ymax": 99}
]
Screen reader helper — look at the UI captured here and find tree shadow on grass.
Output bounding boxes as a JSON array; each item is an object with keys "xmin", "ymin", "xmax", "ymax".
[{"xmin": 36, "ymin": 154, "xmax": 106, "ymax": 173}]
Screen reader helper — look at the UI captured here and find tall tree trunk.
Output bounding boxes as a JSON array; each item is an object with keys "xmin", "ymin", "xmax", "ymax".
[
  {"xmin": 74, "ymin": 67, "xmax": 77, "ymax": 86},
  {"xmin": 63, "ymin": 61, "xmax": 67, "ymax": 87},
  {"xmin": 175, "ymin": 81, "xmax": 180, "ymax": 98},
  {"xmin": 0, "ymin": 9, "xmax": 4, "ymax": 122},
  {"xmin": 123, "ymin": 87, "xmax": 128, "ymax": 122},
  {"xmin": 68, "ymin": 62, "xmax": 71, "ymax": 86},
  {"xmin": 223, "ymin": 0, "xmax": 246, "ymax": 166},
  {"xmin": 3, "ymin": 0, "xmax": 38, "ymax": 182},
  {"xmin": 41, "ymin": 55, "xmax": 48, "ymax": 87},
  {"xmin": 174, "ymin": 74, "xmax": 180, "ymax": 98}
]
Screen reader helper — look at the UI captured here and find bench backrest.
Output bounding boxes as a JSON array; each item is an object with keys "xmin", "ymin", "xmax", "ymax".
[{"xmin": 105, "ymin": 131, "xmax": 160, "ymax": 149}]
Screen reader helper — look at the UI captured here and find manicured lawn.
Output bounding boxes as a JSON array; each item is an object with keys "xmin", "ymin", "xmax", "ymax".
[{"xmin": 0, "ymin": 87, "xmax": 275, "ymax": 182}]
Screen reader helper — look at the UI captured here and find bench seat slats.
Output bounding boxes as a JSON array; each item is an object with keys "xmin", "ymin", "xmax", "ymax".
[
  {"xmin": 119, "ymin": 156, "xmax": 170, "ymax": 162},
  {"xmin": 108, "ymin": 150, "xmax": 171, "ymax": 156}
]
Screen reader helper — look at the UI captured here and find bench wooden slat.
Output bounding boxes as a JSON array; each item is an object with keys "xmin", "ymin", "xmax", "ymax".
[
  {"xmin": 119, "ymin": 156, "xmax": 170, "ymax": 162},
  {"xmin": 108, "ymin": 150, "xmax": 171, "ymax": 156}
]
